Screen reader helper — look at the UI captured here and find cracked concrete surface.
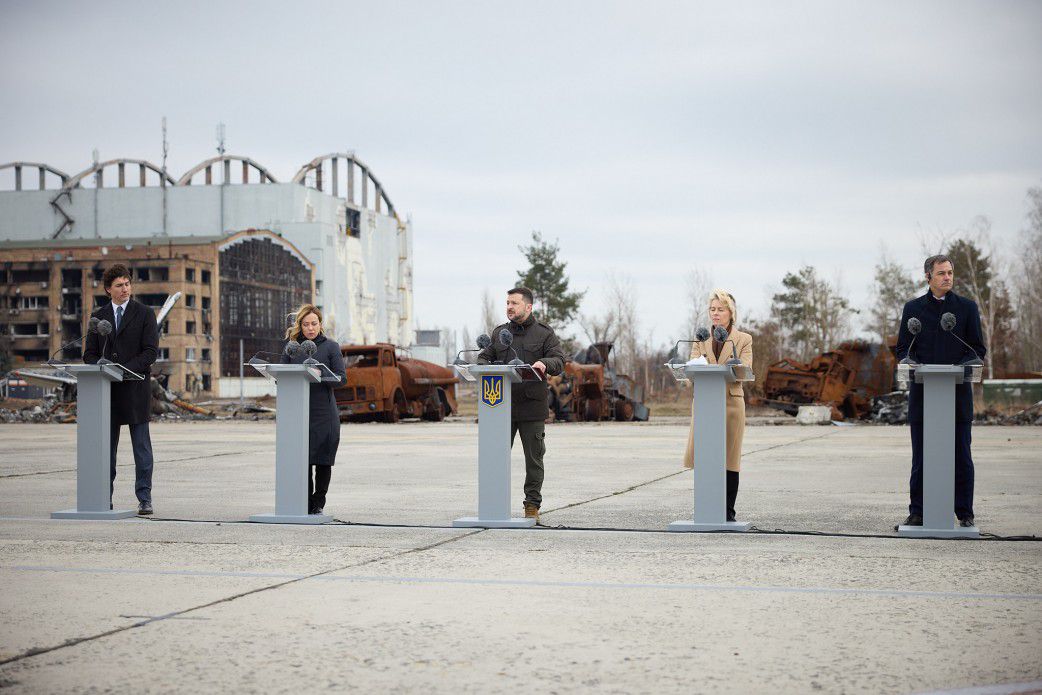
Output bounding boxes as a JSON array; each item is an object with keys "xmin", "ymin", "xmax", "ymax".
[{"xmin": 1, "ymin": 421, "xmax": 1039, "ymax": 693}]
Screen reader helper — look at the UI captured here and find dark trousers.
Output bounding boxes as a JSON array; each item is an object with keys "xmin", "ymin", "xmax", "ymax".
[
  {"xmin": 909, "ymin": 421, "xmax": 975, "ymax": 519},
  {"xmin": 510, "ymin": 420, "xmax": 545, "ymax": 508},
  {"xmin": 309, "ymin": 465, "xmax": 332, "ymax": 512},
  {"xmin": 726, "ymin": 470, "xmax": 739, "ymax": 521},
  {"xmin": 110, "ymin": 421, "xmax": 154, "ymax": 504}
]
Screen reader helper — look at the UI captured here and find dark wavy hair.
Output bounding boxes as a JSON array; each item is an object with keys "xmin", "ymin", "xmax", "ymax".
[{"xmin": 102, "ymin": 264, "xmax": 132, "ymax": 289}]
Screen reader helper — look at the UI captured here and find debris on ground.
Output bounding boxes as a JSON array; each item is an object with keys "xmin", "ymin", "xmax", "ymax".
[
  {"xmin": 867, "ymin": 392, "xmax": 1042, "ymax": 426},
  {"xmin": 869, "ymin": 391, "xmax": 909, "ymax": 424}
]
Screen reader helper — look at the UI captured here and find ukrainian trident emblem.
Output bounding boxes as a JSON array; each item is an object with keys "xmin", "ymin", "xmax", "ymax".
[{"xmin": 481, "ymin": 375, "xmax": 504, "ymax": 408}]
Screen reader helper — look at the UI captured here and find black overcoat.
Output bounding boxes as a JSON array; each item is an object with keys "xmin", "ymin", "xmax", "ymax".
[
  {"xmin": 82, "ymin": 298, "xmax": 160, "ymax": 426},
  {"xmin": 895, "ymin": 290, "xmax": 987, "ymax": 423},
  {"xmin": 282, "ymin": 334, "xmax": 346, "ymax": 466}
]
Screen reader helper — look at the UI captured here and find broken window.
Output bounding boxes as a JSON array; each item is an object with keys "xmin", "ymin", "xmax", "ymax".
[{"xmin": 218, "ymin": 237, "xmax": 311, "ymax": 377}]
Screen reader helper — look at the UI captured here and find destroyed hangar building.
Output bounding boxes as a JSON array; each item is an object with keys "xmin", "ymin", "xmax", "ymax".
[{"xmin": 0, "ymin": 154, "xmax": 413, "ymax": 397}]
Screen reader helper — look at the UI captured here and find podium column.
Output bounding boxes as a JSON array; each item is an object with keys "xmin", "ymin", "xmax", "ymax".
[
  {"xmin": 454, "ymin": 364, "xmax": 535, "ymax": 528},
  {"xmin": 52, "ymin": 364, "xmax": 137, "ymax": 519},
  {"xmin": 670, "ymin": 364, "xmax": 750, "ymax": 532},
  {"xmin": 250, "ymin": 364, "xmax": 331, "ymax": 524},
  {"xmin": 899, "ymin": 365, "xmax": 979, "ymax": 539}
]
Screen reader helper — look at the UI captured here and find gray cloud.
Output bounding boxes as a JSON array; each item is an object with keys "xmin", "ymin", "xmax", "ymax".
[{"xmin": 2, "ymin": 0, "xmax": 1040, "ymax": 343}]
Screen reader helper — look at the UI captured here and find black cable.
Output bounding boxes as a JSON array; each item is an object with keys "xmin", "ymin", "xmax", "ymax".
[{"xmin": 137, "ymin": 516, "xmax": 1039, "ymax": 541}]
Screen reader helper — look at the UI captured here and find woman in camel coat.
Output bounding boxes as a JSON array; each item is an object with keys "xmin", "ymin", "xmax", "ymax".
[{"xmin": 683, "ymin": 289, "xmax": 753, "ymax": 521}]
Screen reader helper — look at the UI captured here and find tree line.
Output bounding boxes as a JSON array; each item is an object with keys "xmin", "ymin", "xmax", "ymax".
[{"xmin": 467, "ymin": 185, "xmax": 1042, "ymax": 399}]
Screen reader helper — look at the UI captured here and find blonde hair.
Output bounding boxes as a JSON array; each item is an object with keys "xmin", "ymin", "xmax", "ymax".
[
  {"xmin": 708, "ymin": 289, "xmax": 738, "ymax": 329},
  {"xmin": 286, "ymin": 304, "xmax": 323, "ymax": 342}
]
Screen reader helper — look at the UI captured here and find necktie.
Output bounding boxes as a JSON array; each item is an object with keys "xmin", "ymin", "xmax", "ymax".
[{"xmin": 115, "ymin": 305, "xmax": 123, "ymax": 332}]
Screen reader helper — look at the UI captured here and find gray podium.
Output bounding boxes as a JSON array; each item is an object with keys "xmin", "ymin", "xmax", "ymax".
[
  {"xmin": 897, "ymin": 364, "xmax": 981, "ymax": 539},
  {"xmin": 52, "ymin": 363, "xmax": 141, "ymax": 520},
  {"xmin": 453, "ymin": 364, "xmax": 537, "ymax": 528},
  {"xmin": 668, "ymin": 362, "xmax": 754, "ymax": 532},
  {"xmin": 248, "ymin": 363, "xmax": 333, "ymax": 524}
]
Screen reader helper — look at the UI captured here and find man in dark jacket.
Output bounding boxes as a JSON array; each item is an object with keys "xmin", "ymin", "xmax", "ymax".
[
  {"xmin": 895, "ymin": 255, "xmax": 986, "ymax": 529},
  {"xmin": 477, "ymin": 287, "xmax": 567, "ymax": 521},
  {"xmin": 82, "ymin": 264, "xmax": 160, "ymax": 515}
]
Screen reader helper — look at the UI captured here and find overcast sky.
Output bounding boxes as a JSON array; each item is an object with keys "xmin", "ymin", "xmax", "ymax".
[{"xmin": 2, "ymin": 0, "xmax": 1040, "ymax": 345}]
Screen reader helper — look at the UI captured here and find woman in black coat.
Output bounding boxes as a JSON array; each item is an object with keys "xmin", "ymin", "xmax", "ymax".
[{"xmin": 281, "ymin": 304, "xmax": 346, "ymax": 515}]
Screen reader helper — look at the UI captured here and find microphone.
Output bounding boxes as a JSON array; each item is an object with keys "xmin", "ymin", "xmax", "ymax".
[
  {"xmin": 96, "ymin": 320, "xmax": 113, "ymax": 364},
  {"xmin": 300, "ymin": 339, "xmax": 319, "ymax": 364},
  {"xmin": 48, "ymin": 318, "xmax": 101, "ymax": 365},
  {"xmin": 901, "ymin": 317, "xmax": 922, "ymax": 365},
  {"xmin": 940, "ymin": 312, "xmax": 984, "ymax": 365},
  {"xmin": 498, "ymin": 328, "xmax": 524, "ymax": 366},
  {"xmin": 284, "ymin": 340, "xmax": 301, "ymax": 357},
  {"xmin": 669, "ymin": 327, "xmax": 712, "ymax": 365},
  {"xmin": 453, "ymin": 349, "xmax": 480, "ymax": 365},
  {"xmin": 454, "ymin": 334, "xmax": 494, "ymax": 365},
  {"xmin": 669, "ymin": 327, "xmax": 711, "ymax": 365},
  {"xmin": 712, "ymin": 325, "xmax": 741, "ymax": 364}
]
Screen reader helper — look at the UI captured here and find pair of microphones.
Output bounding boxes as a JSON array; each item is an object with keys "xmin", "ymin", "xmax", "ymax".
[
  {"xmin": 48, "ymin": 317, "xmax": 113, "ymax": 365},
  {"xmin": 902, "ymin": 312, "xmax": 983, "ymax": 366},
  {"xmin": 669, "ymin": 325, "xmax": 740, "ymax": 366},
  {"xmin": 453, "ymin": 329, "xmax": 523, "ymax": 366},
  {"xmin": 285, "ymin": 339, "xmax": 319, "ymax": 364}
]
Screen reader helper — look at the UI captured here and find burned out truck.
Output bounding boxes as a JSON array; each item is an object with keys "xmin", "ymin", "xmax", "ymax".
[
  {"xmin": 546, "ymin": 342, "xmax": 650, "ymax": 422},
  {"xmin": 335, "ymin": 343, "xmax": 458, "ymax": 423},
  {"xmin": 762, "ymin": 339, "xmax": 896, "ymax": 420}
]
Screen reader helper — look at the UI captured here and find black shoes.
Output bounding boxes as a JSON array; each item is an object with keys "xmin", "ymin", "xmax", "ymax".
[
  {"xmin": 898, "ymin": 514, "xmax": 975, "ymax": 529},
  {"xmin": 138, "ymin": 502, "xmax": 153, "ymax": 516},
  {"xmin": 309, "ymin": 507, "xmax": 324, "ymax": 516}
]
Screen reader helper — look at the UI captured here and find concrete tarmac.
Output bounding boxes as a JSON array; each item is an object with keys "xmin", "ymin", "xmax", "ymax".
[{"xmin": 1, "ymin": 421, "xmax": 1040, "ymax": 693}]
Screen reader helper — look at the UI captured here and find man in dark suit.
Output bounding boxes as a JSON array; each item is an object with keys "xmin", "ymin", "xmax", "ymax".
[
  {"xmin": 895, "ymin": 254, "xmax": 986, "ymax": 529},
  {"xmin": 477, "ymin": 287, "xmax": 567, "ymax": 522},
  {"xmin": 82, "ymin": 264, "xmax": 160, "ymax": 515}
]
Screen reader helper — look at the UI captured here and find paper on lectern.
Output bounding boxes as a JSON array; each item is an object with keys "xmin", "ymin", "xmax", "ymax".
[{"xmin": 686, "ymin": 356, "xmax": 709, "ymax": 366}]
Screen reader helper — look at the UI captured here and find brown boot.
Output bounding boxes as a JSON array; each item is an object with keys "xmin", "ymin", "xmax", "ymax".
[{"xmin": 523, "ymin": 502, "xmax": 540, "ymax": 522}]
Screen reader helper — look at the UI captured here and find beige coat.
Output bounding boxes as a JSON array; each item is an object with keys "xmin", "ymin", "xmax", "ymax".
[{"xmin": 683, "ymin": 327, "xmax": 753, "ymax": 472}]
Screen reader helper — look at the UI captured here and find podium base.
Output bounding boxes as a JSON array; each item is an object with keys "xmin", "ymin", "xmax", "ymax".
[
  {"xmin": 668, "ymin": 520, "xmax": 752, "ymax": 533},
  {"xmin": 453, "ymin": 517, "xmax": 537, "ymax": 529},
  {"xmin": 897, "ymin": 524, "xmax": 980, "ymax": 539},
  {"xmin": 249, "ymin": 513, "xmax": 333, "ymax": 525},
  {"xmin": 52, "ymin": 508, "xmax": 137, "ymax": 520}
]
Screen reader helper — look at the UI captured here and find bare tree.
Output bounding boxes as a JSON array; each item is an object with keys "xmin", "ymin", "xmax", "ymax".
[
  {"xmin": 947, "ymin": 218, "xmax": 1014, "ymax": 378},
  {"xmin": 681, "ymin": 266, "xmax": 714, "ymax": 339},
  {"xmin": 605, "ymin": 270, "xmax": 640, "ymax": 379},
  {"xmin": 771, "ymin": 265, "xmax": 852, "ymax": 361},
  {"xmin": 480, "ymin": 288, "xmax": 498, "ymax": 337},
  {"xmin": 869, "ymin": 247, "xmax": 921, "ymax": 346},
  {"xmin": 744, "ymin": 314, "xmax": 785, "ymax": 398},
  {"xmin": 1015, "ymin": 187, "xmax": 1042, "ymax": 372},
  {"xmin": 579, "ymin": 309, "xmax": 617, "ymax": 345},
  {"xmin": 460, "ymin": 325, "xmax": 472, "ymax": 354}
]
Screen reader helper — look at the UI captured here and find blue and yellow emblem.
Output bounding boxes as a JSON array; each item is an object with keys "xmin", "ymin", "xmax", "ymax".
[{"xmin": 480, "ymin": 375, "xmax": 505, "ymax": 408}]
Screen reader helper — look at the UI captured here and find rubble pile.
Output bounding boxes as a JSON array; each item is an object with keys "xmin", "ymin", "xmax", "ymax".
[
  {"xmin": 0, "ymin": 395, "xmax": 76, "ymax": 424},
  {"xmin": 0, "ymin": 392, "xmax": 279, "ymax": 423},
  {"xmin": 869, "ymin": 392, "xmax": 1042, "ymax": 426},
  {"xmin": 869, "ymin": 392, "xmax": 908, "ymax": 424},
  {"xmin": 976, "ymin": 401, "xmax": 1042, "ymax": 426}
]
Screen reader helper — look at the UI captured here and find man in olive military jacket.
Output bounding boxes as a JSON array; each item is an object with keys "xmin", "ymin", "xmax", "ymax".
[{"xmin": 477, "ymin": 287, "xmax": 567, "ymax": 521}]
